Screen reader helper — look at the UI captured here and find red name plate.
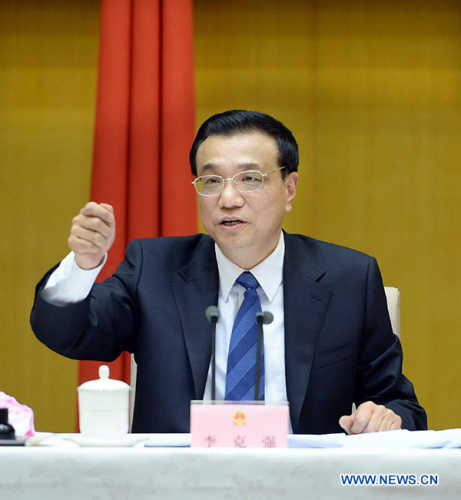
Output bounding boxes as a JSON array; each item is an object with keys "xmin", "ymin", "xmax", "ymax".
[{"xmin": 190, "ymin": 401, "xmax": 289, "ymax": 448}]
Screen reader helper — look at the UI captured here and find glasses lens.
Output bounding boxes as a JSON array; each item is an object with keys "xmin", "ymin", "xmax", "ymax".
[
  {"xmin": 235, "ymin": 171, "xmax": 264, "ymax": 192},
  {"xmin": 195, "ymin": 175, "xmax": 223, "ymax": 195}
]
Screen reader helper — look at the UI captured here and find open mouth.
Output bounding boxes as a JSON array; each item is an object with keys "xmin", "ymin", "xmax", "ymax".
[
  {"xmin": 220, "ymin": 218, "xmax": 245, "ymax": 227},
  {"xmin": 221, "ymin": 220, "xmax": 242, "ymax": 226}
]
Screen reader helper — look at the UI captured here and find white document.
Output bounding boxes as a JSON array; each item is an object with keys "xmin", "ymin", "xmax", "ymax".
[{"xmin": 289, "ymin": 429, "xmax": 461, "ymax": 449}]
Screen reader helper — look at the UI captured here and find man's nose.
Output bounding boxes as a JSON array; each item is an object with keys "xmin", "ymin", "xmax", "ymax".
[{"xmin": 218, "ymin": 179, "xmax": 245, "ymax": 207}]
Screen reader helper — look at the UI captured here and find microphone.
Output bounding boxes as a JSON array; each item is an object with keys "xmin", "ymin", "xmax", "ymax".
[
  {"xmin": 205, "ymin": 306, "xmax": 219, "ymax": 401},
  {"xmin": 254, "ymin": 311, "xmax": 273, "ymax": 401},
  {"xmin": 205, "ymin": 305, "xmax": 219, "ymax": 323},
  {"xmin": 256, "ymin": 311, "xmax": 274, "ymax": 325}
]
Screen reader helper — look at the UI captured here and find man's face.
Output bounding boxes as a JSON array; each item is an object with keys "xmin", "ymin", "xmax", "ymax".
[{"xmin": 196, "ymin": 132, "xmax": 298, "ymax": 269}]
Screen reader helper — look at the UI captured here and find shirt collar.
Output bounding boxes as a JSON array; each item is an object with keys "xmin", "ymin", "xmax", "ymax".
[{"xmin": 215, "ymin": 232, "xmax": 285, "ymax": 302}]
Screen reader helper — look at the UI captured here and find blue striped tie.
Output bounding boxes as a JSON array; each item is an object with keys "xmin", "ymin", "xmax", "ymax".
[{"xmin": 225, "ymin": 272, "xmax": 265, "ymax": 401}]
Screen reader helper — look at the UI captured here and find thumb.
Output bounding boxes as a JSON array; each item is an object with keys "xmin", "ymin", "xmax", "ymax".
[
  {"xmin": 99, "ymin": 203, "xmax": 116, "ymax": 227},
  {"xmin": 339, "ymin": 415, "xmax": 353, "ymax": 433},
  {"xmin": 100, "ymin": 203, "xmax": 114, "ymax": 214}
]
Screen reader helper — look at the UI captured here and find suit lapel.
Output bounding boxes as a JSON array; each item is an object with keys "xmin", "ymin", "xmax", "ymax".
[
  {"xmin": 170, "ymin": 232, "xmax": 332, "ymax": 426},
  {"xmin": 283, "ymin": 233, "xmax": 332, "ymax": 433},
  {"xmin": 171, "ymin": 236, "xmax": 219, "ymax": 400}
]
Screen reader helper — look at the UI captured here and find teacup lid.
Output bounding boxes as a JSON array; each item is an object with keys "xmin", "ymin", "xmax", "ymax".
[{"xmin": 77, "ymin": 365, "xmax": 130, "ymax": 392}]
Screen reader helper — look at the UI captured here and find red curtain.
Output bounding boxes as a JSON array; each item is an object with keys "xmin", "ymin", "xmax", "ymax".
[{"xmin": 78, "ymin": 0, "xmax": 197, "ymax": 389}]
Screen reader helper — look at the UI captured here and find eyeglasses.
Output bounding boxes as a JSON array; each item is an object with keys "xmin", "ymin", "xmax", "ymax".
[{"xmin": 191, "ymin": 167, "xmax": 285, "ymax": 196}]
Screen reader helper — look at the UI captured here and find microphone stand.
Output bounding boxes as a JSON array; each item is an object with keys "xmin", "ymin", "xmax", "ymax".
[
  {"xmin": 255, "ymin": 311, "xmax": 273, "ymax": 401},
  {"xmin": 205, "ymin": 306, "xmax": 219, "ymax": 401}
]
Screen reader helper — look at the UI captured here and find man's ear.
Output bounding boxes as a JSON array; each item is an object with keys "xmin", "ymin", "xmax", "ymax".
[{"xmin": 285, "ymin": 172, "xmax": 298, "ymax": 213}]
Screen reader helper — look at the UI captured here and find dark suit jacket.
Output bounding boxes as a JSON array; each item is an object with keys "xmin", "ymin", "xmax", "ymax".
[{"xmin": 31, "ymin": 232, "xmax": 427, "ymax": 434}]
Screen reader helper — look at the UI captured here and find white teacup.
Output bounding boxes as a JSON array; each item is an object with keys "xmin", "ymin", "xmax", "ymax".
[{"xmin": 77, "ymin": 365, "xmax": 131, "ymax": 437}]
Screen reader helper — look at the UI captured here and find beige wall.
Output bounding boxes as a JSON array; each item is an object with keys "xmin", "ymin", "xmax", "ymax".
[
  {"xmin": 195, "ymin": 0, "xmax": 461, "ymax": 430},
  {"xmin": 1, "ymin": 0, "xmax": 460, "ymax": 431},
  {"xmin": 0, "ymin": 1, "xmax": 100, "ymax": 431}
]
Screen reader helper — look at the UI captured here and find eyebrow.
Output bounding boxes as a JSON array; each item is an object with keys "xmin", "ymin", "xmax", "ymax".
[{"xmin": 200, "ymin": 162, "xmax": 262, "ymax": 174}]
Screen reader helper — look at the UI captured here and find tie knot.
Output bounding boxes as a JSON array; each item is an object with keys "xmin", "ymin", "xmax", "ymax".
[{"xmin": 236, "ymin": 272, "xmax": 260, "ymax": 291}]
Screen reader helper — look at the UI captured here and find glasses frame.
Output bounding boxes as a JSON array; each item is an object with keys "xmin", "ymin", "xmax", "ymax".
[{"xmin": 191, "ymin": 167, "xmax": 285, "ymax": 197}]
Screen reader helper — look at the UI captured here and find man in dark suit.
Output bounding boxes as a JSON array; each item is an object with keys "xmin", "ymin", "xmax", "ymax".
[{"xmin": 31, "ymin": 110, "xmax": 427, "ymax": 434}]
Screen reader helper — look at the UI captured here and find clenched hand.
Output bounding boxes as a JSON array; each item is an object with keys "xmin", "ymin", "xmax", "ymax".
[{"xmin": 68, "ymin": 202, "xmax": 116, "ymax": 270}]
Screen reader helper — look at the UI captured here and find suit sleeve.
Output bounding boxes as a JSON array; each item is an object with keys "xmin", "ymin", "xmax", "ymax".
[
  {"xmin": 355, "ymin": 257, "xmax": 427, "ymax": 430},
  {"xmin": 30, "ymin": 241, "xmax": 143, "ymax": 362}
]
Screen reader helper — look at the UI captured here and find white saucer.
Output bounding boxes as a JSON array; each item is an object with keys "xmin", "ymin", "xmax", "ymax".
[
  {"xmin": 26, "ymin": 432, "xmax": 56, "ymax": 446},
  {"xmin": 66, "ymin": 434, "xmax": 148, "ymax": 447}
]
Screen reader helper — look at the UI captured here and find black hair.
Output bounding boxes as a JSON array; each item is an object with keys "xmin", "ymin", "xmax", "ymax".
[{"xmin": 189, "ymin": 110, "xmax": 299, "ymax": 178}]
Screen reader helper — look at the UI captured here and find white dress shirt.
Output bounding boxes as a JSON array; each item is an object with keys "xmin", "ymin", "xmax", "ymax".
[
  {"xmin": 41, "ymin": 252, "xmax": 106, "ymax": 306},
  {"xmin": 203, "ymin": 232, "xmax": 288, "ymax": 406}
]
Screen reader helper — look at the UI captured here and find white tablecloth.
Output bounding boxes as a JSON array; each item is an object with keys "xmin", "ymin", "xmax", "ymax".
[{"xmin": 0, "ymin": 437, "xmax": 460, "ymax": 500}]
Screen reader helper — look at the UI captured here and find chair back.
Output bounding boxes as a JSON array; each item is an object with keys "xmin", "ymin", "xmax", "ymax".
[{"xmin": 384, "ymin": 286, "xmax": 401, "ymax": 337}]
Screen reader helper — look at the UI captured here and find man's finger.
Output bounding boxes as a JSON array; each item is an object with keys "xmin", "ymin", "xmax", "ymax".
[
  {"xmin": 100, "ymin": 203, "xmax": 114, "ymax": 215},
  {"xmin": 377, "ymin": 411, "xmax": 402, "ymax": 432},
  {"xmin": 70, "ymin": 225, "xmax": 109, "ymax": 248},
  {"xmin": 339, "ymin": 415, "xmax": 353, "ymax": 434},
  {"xmin": 80, "ymin": 201, "xmax": 115, "ymax": 226},
  {"xmin": 350, "ymin": 404, "xmax": 373, "ymax": 434},
  {"xmin": 68, "ymin": 235, "xmax": 102, "ymax": 255},
  {"xmin": 72, "ymin": 214, "xmax": 112, "ymax": 239}
]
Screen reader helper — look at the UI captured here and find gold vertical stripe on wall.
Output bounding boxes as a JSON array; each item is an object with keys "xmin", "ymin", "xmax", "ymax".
[
  {"xmin": 0, "ymin": 1, "xmax": 100, "ymax": 431},
  {"xmin": 194, "ymin": 0, "xmax": 317, "ymax": 236},
  {"xmin": 195, "ymin": 0, "xmax": 461, "ymax": 430}
]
